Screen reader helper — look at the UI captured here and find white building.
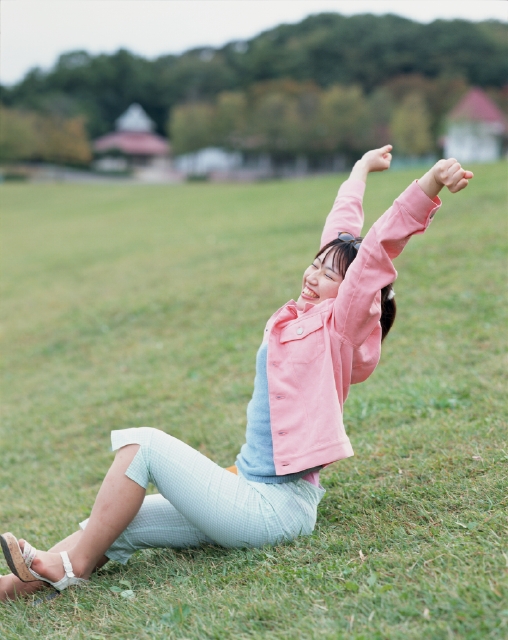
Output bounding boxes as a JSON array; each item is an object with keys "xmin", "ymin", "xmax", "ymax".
[
  {"xmin": 443, "ymin": 88, "xmax": 507, "ymax": 163},
  {"xmin": 173, "ymin": 147, "xmax": 276, "ymax": 181},
  {"xmin": 173, "ymin": 147, "xmax": 242, "ymax": 175}
]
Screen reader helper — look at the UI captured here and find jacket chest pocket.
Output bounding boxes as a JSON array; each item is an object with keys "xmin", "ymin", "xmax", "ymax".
[{"xmin": 279, "ymin": 314, "xmax": 325, "ymax": 363}]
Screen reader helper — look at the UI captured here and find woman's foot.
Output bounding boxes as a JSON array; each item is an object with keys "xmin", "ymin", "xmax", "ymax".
[
  {"xmin": 18, "ymin": 539, "xmax": 89, "ymax": 583},
  {"xmin": 18, "ymin": 540, "xmax": 69, "ymax": 584},
  {"xmin": 0, "ymin": 533, "xmax": 88, "ymax": 593}
]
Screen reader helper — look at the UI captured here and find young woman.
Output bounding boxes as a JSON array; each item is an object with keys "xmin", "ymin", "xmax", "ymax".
[{"xmin": 0, "ymin": 146, "xmax": 473, "ymax": 602}]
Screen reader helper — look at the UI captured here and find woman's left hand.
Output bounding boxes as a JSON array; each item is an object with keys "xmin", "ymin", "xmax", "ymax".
[
  {"xmin": 433, "ymin": 158, "xmax": 474, "ymax": 194},
  {"xmin": 419, "ymin": 158, "xmax": 474, "ymax": 199}
]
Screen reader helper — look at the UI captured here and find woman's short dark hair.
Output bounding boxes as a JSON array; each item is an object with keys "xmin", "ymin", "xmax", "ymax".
[{"xmin": 316, "ymin": 237, "xmax": 396, "ymax": 342}]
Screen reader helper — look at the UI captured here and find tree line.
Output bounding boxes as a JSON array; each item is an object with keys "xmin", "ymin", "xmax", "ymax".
[
  {"xmin": 1, "ymin": 13, "xmax": 507, "ymax": 164},
  {"xmin": 0, "ymin": 107, "xmax": 91, "ymax": 165},
  {"xmin": 169, "ymin": 76, "xmax": 473, "ymax": 162}
]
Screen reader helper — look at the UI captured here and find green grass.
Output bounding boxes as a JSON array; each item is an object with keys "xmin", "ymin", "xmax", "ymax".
[{"xmin": 0, "ymin": 163, "xmax": 507, "ymax": 639}]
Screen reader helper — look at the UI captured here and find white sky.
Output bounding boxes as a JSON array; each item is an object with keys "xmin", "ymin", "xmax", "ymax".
[{"xmin": 1, "ymin": 0, "xmax": 507, "ymax": 86}]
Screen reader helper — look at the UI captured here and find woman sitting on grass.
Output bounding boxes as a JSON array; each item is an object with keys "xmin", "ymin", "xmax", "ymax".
[{"xmin": 0, "ymin": 146, "xmax": 473, "ymax": 602}]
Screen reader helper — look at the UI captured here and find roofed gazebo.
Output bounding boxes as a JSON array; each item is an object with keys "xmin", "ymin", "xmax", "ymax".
[{"xmin": 93, "ymin": 104, "xmax": 170, "ymax": 173}]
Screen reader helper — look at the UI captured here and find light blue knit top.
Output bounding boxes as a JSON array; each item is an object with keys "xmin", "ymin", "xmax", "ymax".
[{"xmin": 235, "ymin": 343, "xmax": 320, "ymax": 484}]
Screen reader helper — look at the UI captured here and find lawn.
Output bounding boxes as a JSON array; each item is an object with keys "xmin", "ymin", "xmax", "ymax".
[{"xmin": 0, "ymin": 163, "xmax": 506, "ymax": 639}]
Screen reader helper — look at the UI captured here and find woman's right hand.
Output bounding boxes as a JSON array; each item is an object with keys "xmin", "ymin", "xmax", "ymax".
[
  {"xmin": 350, "ymin": 145, "xmax": 392, "ymax": 182},
  {"xmin": 361, "ymin": 145, "xmax": 393, "ymax": 173}
]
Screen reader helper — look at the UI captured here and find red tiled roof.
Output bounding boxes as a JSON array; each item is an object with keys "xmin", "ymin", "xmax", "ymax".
[
  {"xmin": 93, "ymin": 131, "xmax": 169, "ymax": 156},
  {"xmin": 449, "ymin": 88, "xmax": 507, "ymax": 128}
]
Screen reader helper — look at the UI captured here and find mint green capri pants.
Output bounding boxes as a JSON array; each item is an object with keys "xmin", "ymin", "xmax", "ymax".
[{"xmin": 79, "ymin": 427, "xmax": 325, "ymax": 564}]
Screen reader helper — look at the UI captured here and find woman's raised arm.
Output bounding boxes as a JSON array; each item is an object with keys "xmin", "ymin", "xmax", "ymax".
[
  {"xmin": 320, "ymin": 146, "xmax": 392, "ymax": 249},
  {"xmin": 333, "ymin": 157, "xmax": 473, "ymax": 349}
]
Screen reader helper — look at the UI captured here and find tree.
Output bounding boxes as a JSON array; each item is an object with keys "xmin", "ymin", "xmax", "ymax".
[
  {"xmin": 365, "ymin": 87, "xmax": 395, "ymax": 148},
  {"xmin": 249, "ymin": 91, "xmax": 301, "ymax": 157},
  {"xmin": 245, "ymin": 80, "xmax": 320, "ymax": 159},
  {"xmin": 41, "ymin": 115, "xmax": 92, "ymax": 164},
  {"xmin": 169, "ymin": 102, "xmax": 218, "ymax": 155},
  {"xmin": 390, "ymin": 92, "xmax": 433, "ymax": 156},
  {"xmin": 0, "ymin": 107, "xmax": 37, "ymax": 162},
  {"xmin": 315, "ymin": 85, "xmax": 369, "ymax": 158},
  {"xmin": 0, "ymin": 106, "xmax": 91, "ymax": 164},
  {"xmin": 214, "ymin": 91, "xmax": 247, "ymax": 150},
  {"xmin": 2, "ymin": 14, "xmax": 506, "ymax": 143}
]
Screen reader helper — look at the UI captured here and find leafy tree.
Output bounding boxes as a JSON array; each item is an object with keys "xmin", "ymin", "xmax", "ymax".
[
  {"xmin": 0, "ymin": 106, "xmax": 91, "ymax": 164},
  {"xmin": 214, "ymin": 91, "xmax": 247, "ymax": 150},
  {"xmin": 0, "ymin": 107, "xmax": 37, "ymax": 162},
  {"xmin": 248, "ymin": 90, "xmax": 301, "ymax": 158},
  {"xmin": 390, "ymin": 92, "xmax": 433, "ymax": 156},
  {"xmin": 157, "ymin": 51, "xmax": 239, "ymax": 106},
  {"xmin": 169, "ymin": 102, "xmax": 218, "ymax": 155},
  {"xmin": 245, "ymin": 80, "xmax": 321, "ymax": 158},
  {"xmin": 385, "ymin": 74, "xmax": 469, "ymax": 141},
  {"xmin": 42, "ymin": 115, "xmax": 92, "ymax": 164},
  {"xmin": 315, "ymin": 85, "xmax": 369, "ymax": 158},
  {"xmin": 365, "ymin": 87, "xmax": 395, "ymax": 148}
]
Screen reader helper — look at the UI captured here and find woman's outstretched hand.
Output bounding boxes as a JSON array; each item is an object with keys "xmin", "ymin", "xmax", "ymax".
[
  {"xmin": 362, "ymin": 145, "xmax": 393, "ymax": 172},
  {"xmin": 433, "ymin": 158, "xmax": 474, "ymax": 193},
  {"xmin": 419, "ymin": 158, "xmax": 474, "ymax": 199},
  {"xmin": 350, "ymin": 145, "xmax": 393, "ymax": 182}
]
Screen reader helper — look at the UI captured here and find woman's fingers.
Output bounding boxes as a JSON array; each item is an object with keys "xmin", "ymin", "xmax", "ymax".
[
  {"xmin": 444, "ymin": 161, "xmax": 461, "ymax": 184},
  {"xmin": 448, "ymin": 179, "xmax": 463, "ymax": 194},
  {"xmin": 449, "ymin": 163, "xmax": 465, "ymax": 186},
  {"xmin": 448, "ymin": 166, "xmax": 474, "ymax": 193},
  {"xmin": 449, "ymin": 178, "xmax": 469, "ymax": 193},
  {"xmin": 437, "ymin": 159, "xmax": 473, "ymax": 193},
  {"xmin": 360, "ymin": 146, "xmax": 393, "ymax": 172}
]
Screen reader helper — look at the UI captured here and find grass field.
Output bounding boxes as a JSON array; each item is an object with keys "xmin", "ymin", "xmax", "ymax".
[{"xmin": 0, "ymin": 163, "xmax": 506, "ymax": 639}]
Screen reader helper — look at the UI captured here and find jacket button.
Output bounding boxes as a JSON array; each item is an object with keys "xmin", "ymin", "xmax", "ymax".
[
  {"xmin": 271, "ymin": 362, "xmax": 278, "ymax": 367},
  {"xmin": 278, "ymin": 431, "xmax": 287, "ymax": 436},
  {"xmin": 282, "ymin": 463, "xmax": 290, "ymax": 466},
  {"xmin": 276, "ymin": 395, "xmax": 285, "ymax": 399},
  {"xmin": 296, "ymin": 327, "xmax": 303, "ymax": 335}
]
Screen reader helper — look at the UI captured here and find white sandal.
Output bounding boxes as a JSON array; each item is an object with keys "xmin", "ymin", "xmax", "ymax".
[{"xmin": 0, "ymin": 532, "xmax": 87, "ymax": 592}]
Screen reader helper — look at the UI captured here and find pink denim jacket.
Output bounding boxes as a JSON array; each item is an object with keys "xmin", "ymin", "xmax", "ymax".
[{"xmin": 265, "ymin": 178, "xmax": 441, "ymax": 475}]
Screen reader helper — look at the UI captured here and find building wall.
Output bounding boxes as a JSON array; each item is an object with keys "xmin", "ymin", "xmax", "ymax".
[
  {"xmin": 174, "ymin": 148, "xmax": 242, "ymax": 174},
  {"xmin": 444, "ymin": 122, "xmax": 503, "ymax": 163}
]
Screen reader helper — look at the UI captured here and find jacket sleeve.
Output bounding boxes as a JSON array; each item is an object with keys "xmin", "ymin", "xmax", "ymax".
[
  {"xmin": 320, "ymin": 178, "xmax": 366, "ymax": 250},
  {"xmin": 333, "ymin": 180, "xmax": 441, "ymax": 348}
]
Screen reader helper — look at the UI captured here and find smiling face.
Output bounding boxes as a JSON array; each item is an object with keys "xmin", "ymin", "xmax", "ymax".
[{"xmin": 296, "ymin": 247, "xmax": 344, "ymax": 310}]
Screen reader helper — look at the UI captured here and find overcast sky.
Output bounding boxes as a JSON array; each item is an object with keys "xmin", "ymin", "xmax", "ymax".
[{"xmin": 1, "ymin": 0, "xmax": 507, "ymax": 86}]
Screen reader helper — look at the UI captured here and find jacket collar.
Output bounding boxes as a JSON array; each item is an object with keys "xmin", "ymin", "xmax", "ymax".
[{"xmin": 282, "ymin": 298, "xmax": 332, "ymax": 320}]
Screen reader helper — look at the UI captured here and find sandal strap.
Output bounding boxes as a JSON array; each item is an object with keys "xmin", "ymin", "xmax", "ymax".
[
  {"xmin": 21, "ymin": 541, "xmax": 37, "ymax": 569},
  {"xmin": 60, "ymin": 551, "xmax": 76, "ymax": 578}
]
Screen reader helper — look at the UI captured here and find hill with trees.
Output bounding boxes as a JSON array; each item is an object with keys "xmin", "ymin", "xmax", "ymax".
[{"xmin": 1, "ymin": 13, "xmax": 507, "ymax": 164}]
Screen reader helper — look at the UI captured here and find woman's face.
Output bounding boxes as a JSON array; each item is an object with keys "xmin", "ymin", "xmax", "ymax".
[{"xmin": 296, "ymin": 247, "xmax": 343, "ymax": 310}]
